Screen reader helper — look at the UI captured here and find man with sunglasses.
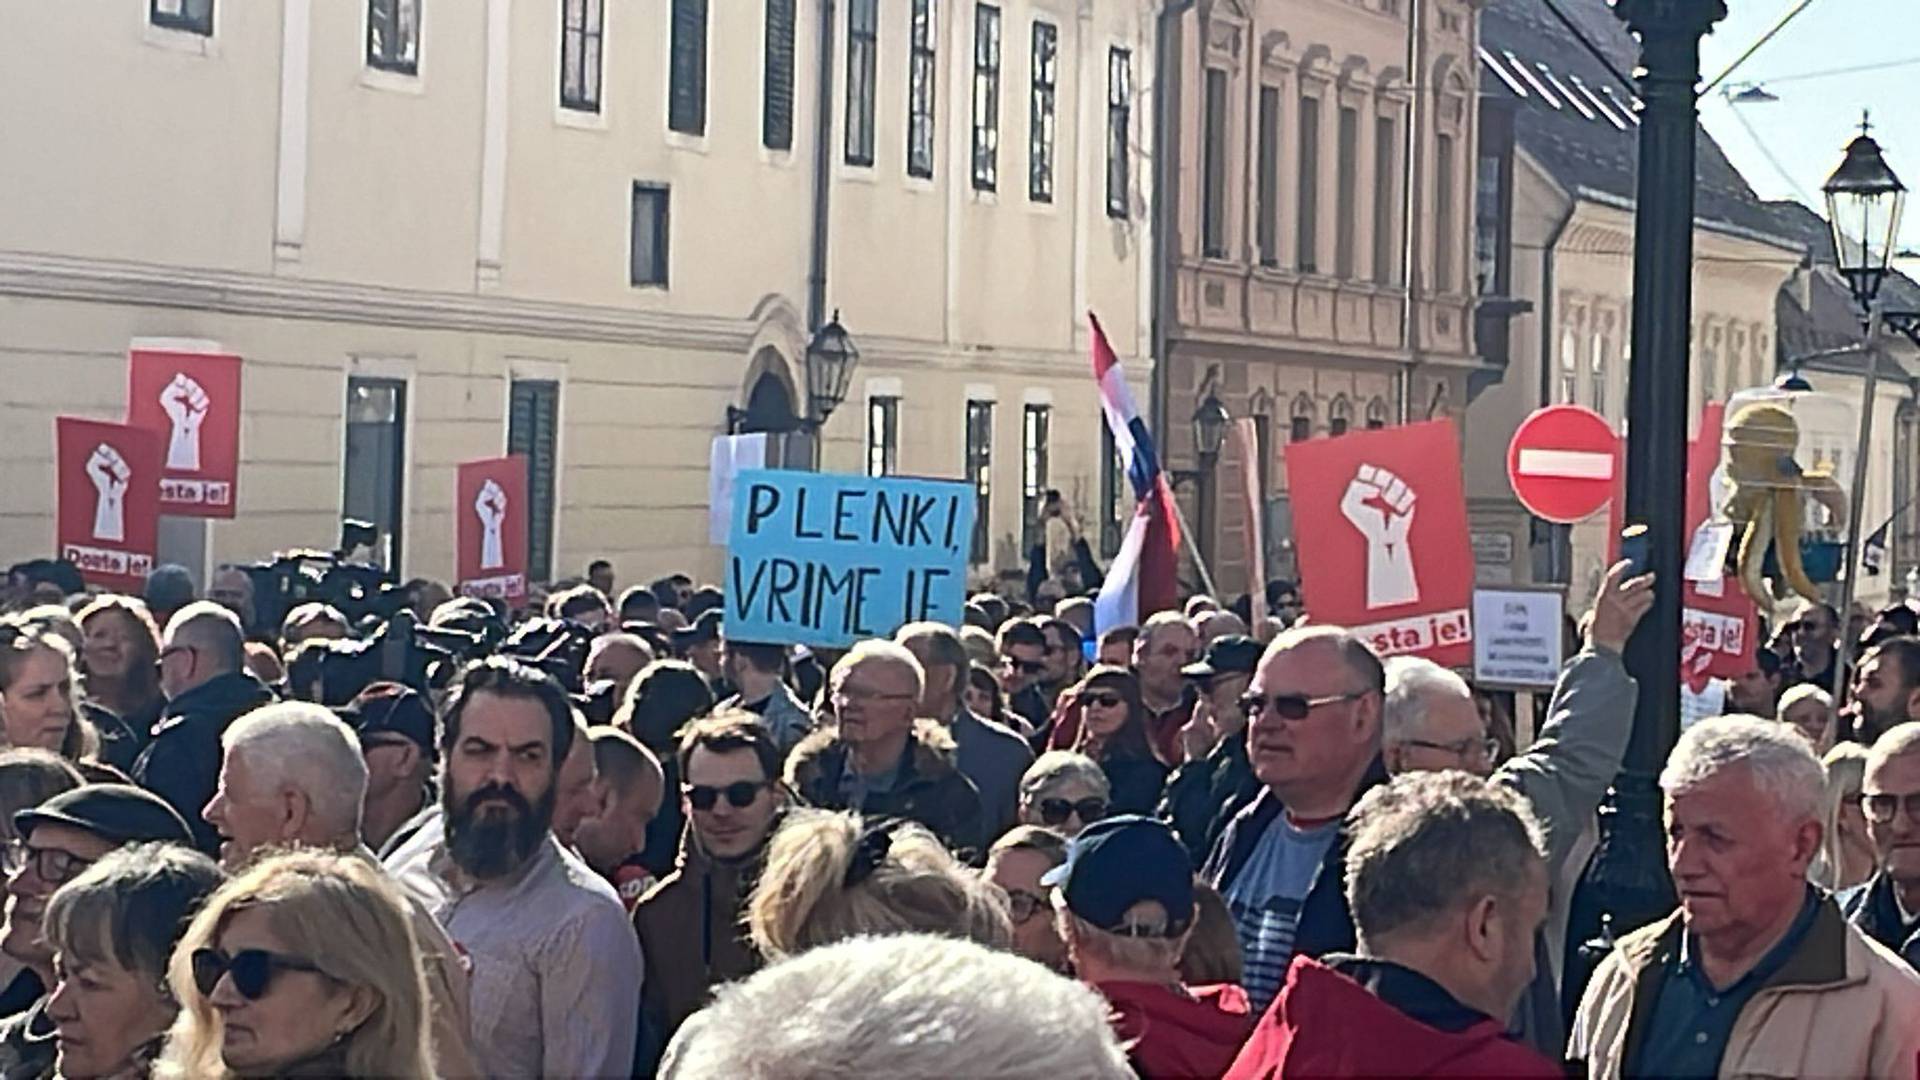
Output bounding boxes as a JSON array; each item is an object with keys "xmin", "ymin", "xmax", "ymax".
[
  {"xmin": 633, "ymin": 712, "xmax": 786, "ymax": 1072},
  {"xmin": 997, "ymin": 620, "xmax": 1054, "ymax": 733},
  {"xmin": 1161, "ymin": 635, "xmax": 1265, "ymax": 864},
  {"xmin": 1201, "ymin": 625, "xmax": 1387, "ymax": 1014},
  {"xmin": 1846, "ymin": 722, "xmax": 1920, "ymax": 966},
  {"xmin": 0, "ymin": 784, "xmax": 192, "ymax": 1080}
]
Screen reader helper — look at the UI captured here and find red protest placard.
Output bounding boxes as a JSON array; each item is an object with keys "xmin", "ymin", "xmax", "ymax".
[
  {"xmin": 1285, "ymin": 419, "xmax": 1476, "ymax": 666},
  {"xmin": 56, "ymin": 418, "xmax": 162, "ymax": 592},
  {"xmin": 126, "ymin": 349, "xmax": 243, "ymax": 519},
  {"xmin": 1681, "ymin": 404, "xmax": 1757, "ymax": 683},
  {"xmin": 456, "ymin": 456, "xmax": 529, "ymax": 602}
]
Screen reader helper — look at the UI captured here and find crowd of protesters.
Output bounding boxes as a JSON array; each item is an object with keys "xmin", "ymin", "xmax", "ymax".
[{"xmin": 3, "ymin": 548, "xmax": 1920, "ymax": 1079}]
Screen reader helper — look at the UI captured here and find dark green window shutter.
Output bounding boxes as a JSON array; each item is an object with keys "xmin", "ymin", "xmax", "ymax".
[
  {"xmin": 763, "ymin": 0, "xmax": 795, "ymax": 150},
  {"xmin": 508, "ymin": 381, "xmax": 560, "ymax": 584},
  {"xmin": 669, "ymin": 0, "xmax": 708, "ymax": 135}
]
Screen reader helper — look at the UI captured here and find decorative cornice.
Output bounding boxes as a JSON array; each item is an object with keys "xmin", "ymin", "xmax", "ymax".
[{"xmin": 0, "ymin": 249, "xmax": 753, "ymax": 352}]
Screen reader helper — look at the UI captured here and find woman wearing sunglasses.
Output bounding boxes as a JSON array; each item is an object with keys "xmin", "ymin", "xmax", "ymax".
[
  {"xmin": 1017, "ymin": 752, "xmax": 1112, "ymax": 839},
  {"xmin": 1065, "ymin": 667, "xmax": 1169, "ymax": 817},
  {"xmin": 39, "ymin": 844, "xmax": 224, "ymax": 1080},
  {"xmin": 156, "ymin": 851, "xmax": 433, "ymax": 1080}
]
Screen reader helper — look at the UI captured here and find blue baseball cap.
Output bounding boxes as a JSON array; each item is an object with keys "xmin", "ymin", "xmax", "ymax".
[{"xmin": 1040, "ymin": 815, "xmax": 1195, "ymax": 935}]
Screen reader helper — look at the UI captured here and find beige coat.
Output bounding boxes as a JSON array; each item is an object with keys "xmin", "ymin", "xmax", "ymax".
[{"xmin": 1569, "ymin": 897, "xmax": 1920, "ymax": 1079}]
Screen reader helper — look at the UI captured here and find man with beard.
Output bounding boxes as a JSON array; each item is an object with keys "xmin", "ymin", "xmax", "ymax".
[
  {"xmin": 1844, "ymin": 637, "xmax": 1920, "ymax": 744},
  {"xmin": 385, "ymin": 658, "xmax": 642, "ymax": 1079}
]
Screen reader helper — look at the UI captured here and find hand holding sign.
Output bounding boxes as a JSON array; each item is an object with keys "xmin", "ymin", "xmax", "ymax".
[
  {"xmin": 475, "ymin": 479, "xmax": 508, "ymax": 570},
  {"xmin": 1340, "ymin": 464, "xmax": 1419, "ymax": 609},
  {"xmin": 85, "ymin": 443, "xmax": 130, "ymax": 542},
  {"xmin": 159, "ymin": 373, "xmax": 210, "ymax": 471}
]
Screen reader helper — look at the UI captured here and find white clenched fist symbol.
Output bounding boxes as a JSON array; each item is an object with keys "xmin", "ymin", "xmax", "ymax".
[
  {"xmin": 475, "ymin": 479, "xmax": 508, "ymax": 570},
  {"xmin": 85, "ymin": 443, "xmax": 131, "ymax": 542},
  {"xmin": 1339, "ymin": 463, "xmax": 1420, "ymax": 609},
  {"xmin": 159, "ymin": 373, "xmax": 210, "ymax": 472}
]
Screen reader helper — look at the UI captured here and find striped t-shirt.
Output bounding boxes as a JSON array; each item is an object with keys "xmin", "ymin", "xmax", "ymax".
[{"xmin": 1220, "ymin": 815, "xmax": 1341, "ymax": 1011}]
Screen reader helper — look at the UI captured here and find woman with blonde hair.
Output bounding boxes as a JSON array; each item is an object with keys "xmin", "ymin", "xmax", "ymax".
[
  {"xmin": 156, "ymin": 850, "xmax": 433, "ymax": 1080},
  {"xmin": 748, "ymin": 808, "xmax": 1011, "ymax": 961},
  {"xmin": 1811, "ymin": 742, "xmax": 1876, "ymax": 901}
]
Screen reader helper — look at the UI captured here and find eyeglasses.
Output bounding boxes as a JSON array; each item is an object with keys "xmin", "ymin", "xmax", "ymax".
[
  {"xmin": 1239, "ymin": 690, "xmax": 1367, "ymax": 722},
  {"xmin": 190, "ymin": 948, "xmax": 328, "ymax": 1001},
  {"xmin": 1035, "ymin": 797, "xmax": 1107, "ymax": 827},
  {"xmin": 831, "ymin": 687, "xmax": 919, "ymax": 706},
  {"xmin": 1079, "ymin": 692, "xmax": 1125, "ymax": 709},
  {"xmin": 157, "ymin": 644, "xmax": 195, "ymax": 662},
  {"xmin": 1401, "ymin": 736, "xmax": 1499, "ymax": 762},
  {"xmin": 2, "ymin": 841, "xmax": 92, "ymax": 886},
  {"xmin": 1004, "ymin": 888, "xmax": 1047, "ymax": 923},
  {"xmin": 685, "ymin": 781, "xmax": 769, "ymax": 811},
  {"xmin": 1862, "ymin": 792, "xmax": 1920, "ymax": 825},
  {"xmin": 1002, "ymin": 657, "xmax": 1047, "ymax": 676}
]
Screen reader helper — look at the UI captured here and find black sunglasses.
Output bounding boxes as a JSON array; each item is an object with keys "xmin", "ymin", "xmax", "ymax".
[
  {"xmin": 1036, "ymin": 797, "xmax": 1108, "ymax": 827},
  {"xmin": 685, "ymin": 780, "xmax": 768, "ymax": 811},
  {"xmin": 191, "ymin": 948, "xmax": 326, "ymax": 1001},
  {"xmin": 1003, "ymin": 657, "xmax": 1047, "ymax": 675},
  {"xmin": 1239, "ymin": 690, "xmax": 1366, "ymax": 722},
  {"xmin": 1080, "ymin": 692, "xmax": 1125, "ymax": 708}
]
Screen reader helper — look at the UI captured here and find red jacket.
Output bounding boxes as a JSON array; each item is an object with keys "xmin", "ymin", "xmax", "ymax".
[
  {"xmin": 1097, "ymin": 980, "xmax": 1254, "ymax": 1080},
  {"xmin": 1225, "ymin": 955, "xmax": 1560, "ymax": 1079}
]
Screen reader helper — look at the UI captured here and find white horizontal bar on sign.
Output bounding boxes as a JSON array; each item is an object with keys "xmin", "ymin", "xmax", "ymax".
[{"xmin": 1517, "ymin": 448, "xmax": 1614, "ymax": 480}]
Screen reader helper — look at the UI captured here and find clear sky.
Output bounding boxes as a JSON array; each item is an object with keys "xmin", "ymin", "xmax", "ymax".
[{"xmin": 1694, "ymin": 0, "xmax": 1918, "ymax": 262}]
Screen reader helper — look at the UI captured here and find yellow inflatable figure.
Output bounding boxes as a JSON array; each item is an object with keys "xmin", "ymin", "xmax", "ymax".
[{"xmin": 1721, "ymin": 402, "xmax": 1850, "ymax": 605}]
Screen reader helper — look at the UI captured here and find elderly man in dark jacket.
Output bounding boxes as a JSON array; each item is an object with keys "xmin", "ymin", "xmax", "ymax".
[
  {"xmin": 132, "ymin": 602, "xmax": 273, "ymax": 853},
  {"xmin": 785, "ymin": 641, "xmax": 985, "ymax": 857},
  {"xmin": 1847, "ymin": 720, "xmax": 1920, "ymax": 968}
]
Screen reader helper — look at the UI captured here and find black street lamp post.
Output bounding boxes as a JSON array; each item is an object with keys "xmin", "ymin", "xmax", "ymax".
[
  {"xmin": 1573, "ymin": 0, "xmax": 1726, "ymax": 964},
  {"xmin": 1188, "ymin": 391, "xmax": 1230, "ymax": 574}
]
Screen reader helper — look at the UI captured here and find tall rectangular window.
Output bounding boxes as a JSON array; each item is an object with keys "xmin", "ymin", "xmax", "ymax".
[
  {"xmin": 1590, "ymin": 335, "xmax": 1608, "ymax": 416},
  {"xmin": 367, "ymin": 0, "xmax": 420, "ymax": 74},
  {"xmin": 1559, "ymin": 329, "xmax": 1578, "ymax": 404},
  {"xmin": 1373, "ymin": 116, "xmax": 1397, "ymax": 285},
  {"xmin": 630, "ymin": 183, "xmax": 669, "ymax": 287},
  {"xmin": 151, "ymin": 0, "xmax": 212, "ymax": 36},
  {"xmin": 1435, "ymin": 132, "xmax": 1456, "ymax": 293},
  {"xmin": 561, "ymin": 0, "xmax": 605, "ymax": 112},
  {"xmin": 846, "ymin": 0, "xmax": 878, "ymax": 165},
  {"xmin": 508, "ymin": 381, "xmax": 561, "ymax": 584},
  {"xmin": 971, "ymin": 5, "xmax": 1002, "ymax": 191},
  {"xmin": 1028, "ymin": 21, "xmax": 1058, "ymax": 203},
  {"xmin": 1022, "ymin": 405, "xmax": 1051, "ymax": 551},
  {"xmin": 1256, "ymin": 86, "xmax": 1280, "ymax": 267},
  {"xmin": 867, "ymin": 397, "xmax": 900, "ymax": 477},
  {"xmin": 1202, "ymin": 69, "xmax": 1228, "ymax": 258},
  {"xmin": 1100, "ymin": 424, "xmax": 1124, "ymax": 557},
  {"xmin": 1335, "ymin": 106, "xmax": 1358, "ymax": 278},
  {"xmin": 1106, "ymin": 48, "xmax": 1132, "ymax": 218},
  {"xmin": 668, "ymin": 0, "xmax": 709, "ymax": 136},
  {"xmin": 908, "ymin": 0, "xmax": 938, "ymax": 178},
  {"xmin": 763, "ymin": 0, "xmax": 796, "ymax": 149},
  {"xmin": 966, "ymin": 401, "xmax": 995, "ymax": 563},
  {"xmin": 1296, "ymin": 96, "xmax": 1321, "ymax": 273},
  {"xmin": 344, "ymin": 378, "xmax": 407, "ymax": 571}
]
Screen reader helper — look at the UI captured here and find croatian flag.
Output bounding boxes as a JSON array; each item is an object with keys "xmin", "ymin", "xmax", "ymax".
[{"xmin": 1090, "ymin": 312, "xmax": 1181, "ymax": 632}]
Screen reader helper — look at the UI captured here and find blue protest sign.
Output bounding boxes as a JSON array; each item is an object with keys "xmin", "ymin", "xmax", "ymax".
[{"xmin": 726, "ymin": 470, "xmax": 975, "ymax": 648}]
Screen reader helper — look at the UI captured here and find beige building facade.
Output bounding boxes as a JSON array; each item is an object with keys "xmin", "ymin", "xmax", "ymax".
[
  {"xmin": 0, "ymin": 0, "xmax": 1154, "ymax": 589},
  {"xmin": 1157, "ymin": 0, "xmax": 1489, "ymax": 596}
]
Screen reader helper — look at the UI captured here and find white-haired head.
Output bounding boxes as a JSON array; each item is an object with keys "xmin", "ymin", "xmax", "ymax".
[
  {"xmin": 830, "ymin": 639, "xmax": 925, "ymax": 700},
  {"xmin": 658, "ymin": 933, "xmax": 1132, "ymax": 1079},
  {"xmin": 222, "ymin": 702, "xmax": 369, "ymax": 840},
  {"xmin": 1381, "ymin": 656, "xmax": 1474, "ymax": 747},
  {"xmin": 1660, "ymin": 714, "xmax": 1824, "ymax": 826}
]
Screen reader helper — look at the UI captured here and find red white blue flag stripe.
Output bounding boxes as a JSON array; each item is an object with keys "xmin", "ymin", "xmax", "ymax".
[{"xmin": 1089, "ymin": 312, "xmax": 1181, "ymax": 631}]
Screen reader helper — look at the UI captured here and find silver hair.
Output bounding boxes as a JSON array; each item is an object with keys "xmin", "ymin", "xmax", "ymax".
[
  {"xmin": 1381, "ymin": 656, "xmax": 1474, "ymax": 747},
  {"xmin": 1659, "ymin": 715, "xmax": 1825, "ymax": 826},
  {"xmin": 659, "ymin": 934, "xmax": 1133, "ymax": 1079},
  {"xmin": 831, "ymin": 639, "xmax": 925, "ymax": 699},
  {"xmin": 1868, "ymin": 721, "xmax": 1920, "ymax": 772},
  {"xmin": 222, "ymin": 702, "xmax": 369, "ymax": 837},
  {"xmin": 1018, "ymin": 751, "xmax": 1110, "ymax": 801},
  {"xmin": 1777, "ymin": 682, "xmax": 1833, "ymax": 718}
]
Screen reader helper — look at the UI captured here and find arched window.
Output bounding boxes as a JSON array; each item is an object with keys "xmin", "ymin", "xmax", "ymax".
[
  {"xmin": 1289, "ymin": 393, "xmax": 1315, "ymax": 442},
  {"xmin": 1365, "ymin": 397, "xmax": 1388, "ymax": 429},
  {"xmin": 1329, "ymin": 395, "xmax": 1353, "ymax": 437}
]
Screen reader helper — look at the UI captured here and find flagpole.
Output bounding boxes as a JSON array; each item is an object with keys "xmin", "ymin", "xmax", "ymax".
[{"xmin": 1168, "ymin": 494, "xmax": 1218, "ymax": 599}]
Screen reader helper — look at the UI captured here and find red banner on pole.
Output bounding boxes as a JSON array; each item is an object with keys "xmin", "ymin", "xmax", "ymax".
[
  {"xmin": 1233, "ymin": 418, "xmax": 1269, "ymax": 629},
  {"xmin": 456, "ymin": 456, "xmax": 529, "ymax": 602},
  {"xmin": 1285, "ymin": 419, "xmax": 1476, "ymax": 666},
  {"xmin": 56, "ymin": 418, "xmax": 162, "ymax": 592},
  {"xmin": 126, "ymin": 349, "xmax": 243, "ymax": 519}
]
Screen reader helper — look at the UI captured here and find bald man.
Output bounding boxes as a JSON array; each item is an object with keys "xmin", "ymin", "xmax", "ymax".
[{"xmin": 574, "ymin": 727, "xmax": 667, "ymax": 911}]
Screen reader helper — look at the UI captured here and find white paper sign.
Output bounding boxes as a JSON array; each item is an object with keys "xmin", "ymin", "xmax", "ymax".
[
  {"xmin": 1685, "ymin": 522, "xmax": 1734, "ymax": 584},
  {"xmin": 708, "ymin": 434, "xmax": 769, "ymax": 544},
  {"xmin": 1471, "ymin": 588, "xmax": 1566, "ymax": 689}
]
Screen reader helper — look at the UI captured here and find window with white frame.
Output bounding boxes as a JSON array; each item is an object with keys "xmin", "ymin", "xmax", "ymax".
[
  {"xmin": 1591, "ymin": 333, "xmax": 1609, "ymax": 415},
  {"xmin": 1560, "ymin": 328, "xmax": 1578, "ymax": 404},
  {"xmin": 1022, "ymin": 404, "xmax": 1051, "ymax": 550},
  {"xmin": 561, "ymin": 0, "xmax": 604, "ymax": 112},
  {"xmin": 867, "ymin": 396, "xmax": 899, "ymax": 477},
  {"xmin": 367, "ymin": 0, "xmax": 420, "ymax": 75},
  {"xmin": 1107, "ymin": 48, "xmax": 1132, "ymax": 218},
  {"xmin": 972, "ymin": 5, "xmax": 1002, "ymax": 191},
  {"xmin": 908, "ymin": 0, "xmax": 938, "ymax": 178},
  {"xmin": 1028, "ymin": 21, "xmax": 1058, "ymax": 202},
  {"xmin": 846, "ymin": 0, "xmax": 878, "ymax": 166},
  {"xmin": 151, "ymin": 0, "xmax": 212, "ymax": 36},
  {"xmin": 966, "ymin": 401, "xmax": 995, "ymax": 562}
]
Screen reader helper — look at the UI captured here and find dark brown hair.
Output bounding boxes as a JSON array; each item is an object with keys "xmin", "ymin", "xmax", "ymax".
[{"xmin": 676, "ymin": 710, "xmax": 783, "ymax": 788}]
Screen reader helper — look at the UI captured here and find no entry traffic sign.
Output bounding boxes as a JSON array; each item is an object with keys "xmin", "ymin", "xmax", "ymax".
[{"xmin": 1506, "ymin": 404, "xmax": 1619, "ymax": 523}]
